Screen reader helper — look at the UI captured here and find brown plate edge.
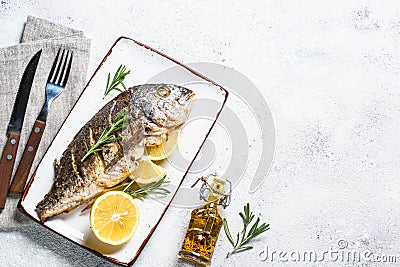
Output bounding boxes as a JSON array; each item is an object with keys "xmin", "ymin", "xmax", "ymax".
[{"xmin": 18, "ymin": 36, "xmax": 229, "ymax": 267}]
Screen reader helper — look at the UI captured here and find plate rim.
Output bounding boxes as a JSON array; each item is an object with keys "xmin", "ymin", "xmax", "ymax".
[{"xmin": 18, "ymin": 36, "xmax": 229, "ymax": 266}]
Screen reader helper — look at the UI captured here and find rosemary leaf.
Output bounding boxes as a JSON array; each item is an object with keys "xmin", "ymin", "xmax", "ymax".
[
  {"xmin": 81, "ymin": 111, "xmax": 130, "ymax": 162},
  {"xmin": 123, "ymin": 175, "xmax": 170, "ymax": 199},
  {"xmin": 223, "ymin": 219, "xmax": 235, "ymax": 246},
  {"xmin": 247, "ymin": 217, "xmax": 260, "ymax": 238},
  {"xmin": 223, "ymin": 203, "xmax": 270, "ymax": 258},
  {"xmin": 234, "ymin": 232, "xmax": 240, "ymax": 247},
  {"xmin": 103, "ymin": 64, "xmax": 131, "ymax": 98}
]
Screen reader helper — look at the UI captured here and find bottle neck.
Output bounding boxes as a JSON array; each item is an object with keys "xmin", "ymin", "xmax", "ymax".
[
  {"xmin": 205, "ymin": 178, "xmax": 225, "ymax": 206},
  {"xmin": 207, "ymin": 193, "xmax": 221, "ymax": 204}
]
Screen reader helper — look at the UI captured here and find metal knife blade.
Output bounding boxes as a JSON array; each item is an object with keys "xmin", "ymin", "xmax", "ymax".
[{"xmin": 6, "ymin": 50, "xmax": 42, "ymax": 135}]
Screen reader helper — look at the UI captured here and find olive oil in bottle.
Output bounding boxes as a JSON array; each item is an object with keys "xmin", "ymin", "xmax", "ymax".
[{"xmin": 178, "ymin": 176, "xmax": 227, "ymax": 267}]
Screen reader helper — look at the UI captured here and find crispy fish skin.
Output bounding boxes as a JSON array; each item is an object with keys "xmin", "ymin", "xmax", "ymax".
[{"xmin": 36, "ymin": 84, "xmax": 194, "ymax": 221}]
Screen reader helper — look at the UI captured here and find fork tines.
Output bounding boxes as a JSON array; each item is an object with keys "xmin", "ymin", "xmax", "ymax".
[{"xmin": 47, "ymin": 48, "xmax": 73, "ymax": 87}]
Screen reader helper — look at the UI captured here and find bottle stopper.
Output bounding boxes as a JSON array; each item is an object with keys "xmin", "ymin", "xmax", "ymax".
[{"xmin": 191, "ymin": 173, "xmax": 232, "ymax": 208}]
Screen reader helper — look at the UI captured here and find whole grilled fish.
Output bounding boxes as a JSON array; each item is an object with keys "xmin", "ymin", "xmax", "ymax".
[{"xmin": 36, "ymin": 84, "xmax": 194, "ymax": 221}]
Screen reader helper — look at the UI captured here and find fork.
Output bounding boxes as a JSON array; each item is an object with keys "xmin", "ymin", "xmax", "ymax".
[{"xmin": 9, "ymin": 48, "xmax": 73, "ymax": 194}]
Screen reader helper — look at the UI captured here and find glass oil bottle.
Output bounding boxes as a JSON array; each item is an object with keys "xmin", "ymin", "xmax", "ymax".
[{"xmin": 178, "ymin": 174, "xmax": 231, "ymax": 267}]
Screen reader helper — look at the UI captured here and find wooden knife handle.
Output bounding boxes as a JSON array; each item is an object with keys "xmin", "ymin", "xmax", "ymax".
[
  {"xmin": 9, "ymin": 120, "xmax": 46, "ymax": 194},
  {"xmin": 0, "ymin": 132, "xmax": 20, "ymax": 209}
]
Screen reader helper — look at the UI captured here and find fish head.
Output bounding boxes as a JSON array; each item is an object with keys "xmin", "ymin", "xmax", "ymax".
[
  {"xmin": 131, "ymin": 84, "xmax": 195, "ymax": 146},
  {"xmin": 134, "ymin": 84, "xmax": 195, "ymax": 128}
]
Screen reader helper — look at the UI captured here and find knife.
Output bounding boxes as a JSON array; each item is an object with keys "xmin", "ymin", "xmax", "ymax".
[
  {"xmin": 9, "ymin": 48, "xmax": 72, "ymax": 195},
  {"xmin": 0, "ymin": 50, "xmax": 41, "ymax": 209}
]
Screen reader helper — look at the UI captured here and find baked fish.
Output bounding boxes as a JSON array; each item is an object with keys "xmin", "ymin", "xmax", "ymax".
[{"xmin": 36, "ymin": 84, "xmax": 194, "ymax": 221}]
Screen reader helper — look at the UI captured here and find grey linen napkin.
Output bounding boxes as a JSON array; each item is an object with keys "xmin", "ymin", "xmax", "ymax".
[{"xmin": 0, "ymin": 16, "xmax": 91, "ymax": 229}]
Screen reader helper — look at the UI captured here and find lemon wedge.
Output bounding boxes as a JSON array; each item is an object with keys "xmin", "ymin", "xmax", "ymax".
[{"xmin": 129, "ymin": 157, "xmax": 167, "ymax": 184}]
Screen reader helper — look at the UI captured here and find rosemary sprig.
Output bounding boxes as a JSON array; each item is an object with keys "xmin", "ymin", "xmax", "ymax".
[
  {"xmin": 81, "ymin": 111, "xmax": 130, "ymax": 162},
  {"xmin": 223, "ymin": 203, "xmax": 270, "ymax": 258},
  {"xmin": 103, "ymin": 64, "xmax": 131, "ymax": 98},
  {"xmin": 123, "ymin": 175, "xmax": 170, "ymax": 199}
]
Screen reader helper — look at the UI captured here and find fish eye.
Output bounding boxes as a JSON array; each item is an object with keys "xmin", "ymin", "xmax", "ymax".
[{"xmin": 157, "ymin": 86, "xmax": 170, "ymax": 98}]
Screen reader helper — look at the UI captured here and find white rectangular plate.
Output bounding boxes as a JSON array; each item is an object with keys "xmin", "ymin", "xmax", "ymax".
[{"xmin": 20, "ymin": 37, "xmax": 228, "ymax": 266}]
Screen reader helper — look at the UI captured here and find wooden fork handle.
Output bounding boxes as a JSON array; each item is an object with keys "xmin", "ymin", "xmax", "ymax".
[
  {"xmin": 0, "ymin": 132, "xmax": 21, "ymax": 209},
  {"xmin": 9, "ymin": 120, "xmax": 46, "ymax": 194}
]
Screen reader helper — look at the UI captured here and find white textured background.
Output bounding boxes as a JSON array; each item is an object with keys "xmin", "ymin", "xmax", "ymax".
[{"xmin": 1, "ymin": 1, "xmax": 400, "ymax": 266}]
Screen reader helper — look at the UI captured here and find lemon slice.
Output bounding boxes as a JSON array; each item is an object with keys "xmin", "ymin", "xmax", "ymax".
[
  {"xmin": 90, "ymin": 191, "xmax": 139, "ymax": 245},
  {"xmin": 129, "ymin": 157, "xmax": 167, "ymax": 184},
  {"xmin": 146, "ymin": 129, "xmax": 181, "ymax": 161}
]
